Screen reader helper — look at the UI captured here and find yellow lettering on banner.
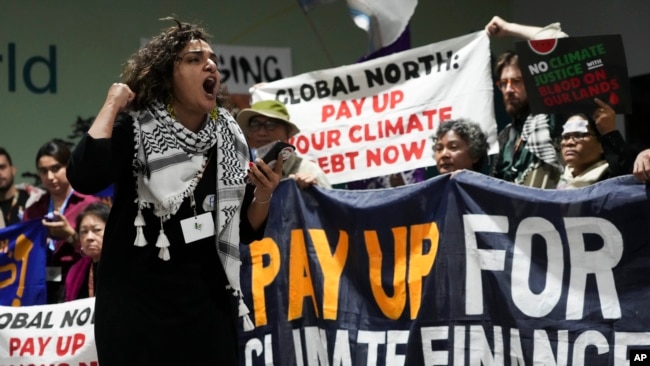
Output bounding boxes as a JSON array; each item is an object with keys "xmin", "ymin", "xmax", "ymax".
[
  {"xmin": 0, "ymin": 234, "xmax": 35, "ymax": 306},
  {"xmin": 0, "ymin": 263, "xmax": 17, "ymax": 288},
  {"xmin": 249, "ymin": 238, "xmax": 281, "ymax": 327},
  {"xmin": 309, "ymin": 229, "xmax": 349, "ymax": 320},
  {"xmin": 14, "ymin": 235, "xmax": 34, "ymax": 300},
  {"xmin": 289, "ymin": 230, "xmax": 320, "ymax": 321},
  {"xmin": 408, "ymin": 223, "xmax": 439, "ymax": 318},
  {"xmin": 365, "ymin": 227, "xmax": 407, "ymax": 319}
]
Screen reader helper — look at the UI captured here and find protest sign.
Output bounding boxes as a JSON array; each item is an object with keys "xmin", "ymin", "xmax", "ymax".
[
  {"xmin": 515, "ymin": 35, "xmax": 631, "ymax": 114},
  {"xmin": 0, "ymin": 298, "xmax": 97, "ymax": 365},
  {"xmin": 239, "ymin": 173, "xmax": 650, "ymax": 365},
  {"xmin": 5, "ymin": 174, "xmax": 650, "ymax": 365},
  {"xmin": 251, "ymin": 31, "xmax": 497, "ymax": 184}
]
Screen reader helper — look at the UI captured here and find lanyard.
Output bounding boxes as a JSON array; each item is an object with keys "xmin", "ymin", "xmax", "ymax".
[
  {"xmin": 47, "ymin": 189, "xmax": 74, "ymax": 251},
  {"xmin": 48, "ymin": 189, "xmax": 74, "ymax": 216}
]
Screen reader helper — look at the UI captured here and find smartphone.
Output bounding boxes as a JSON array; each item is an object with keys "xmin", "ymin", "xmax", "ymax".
[
  {"xmin": 257, "ymin": 140, "xmax": 296, "ymax": 168},
  {"xmin": 44, "ymin": 212, "xmax": 60, "ymax": 222}
]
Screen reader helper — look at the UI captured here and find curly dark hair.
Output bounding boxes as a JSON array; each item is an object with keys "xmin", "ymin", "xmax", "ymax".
[
  {"xmin": 431, "ymin": 118, "xmax": 489, "ymax": 171},
  {"xmin": 121, "ymin": 17, "xmax": 231, "ymax": 110}
]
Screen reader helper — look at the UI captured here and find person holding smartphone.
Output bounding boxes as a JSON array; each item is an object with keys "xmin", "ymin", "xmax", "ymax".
[
  {"xmin": 237, "ymin": 100, "xmax": 331, "ymax": 188},
  {"xmin": 66, "ymin": 18, "xmax": 283, "ymax": 365},
  {"xmin": 23, "ymin": 139, "xmax": 100, "ymax": 304}
]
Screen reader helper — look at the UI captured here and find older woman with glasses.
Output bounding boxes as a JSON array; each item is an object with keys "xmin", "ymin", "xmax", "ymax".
[{"xmin": 557, "ymin": 98, "xmax": 635, "ymax": 189}]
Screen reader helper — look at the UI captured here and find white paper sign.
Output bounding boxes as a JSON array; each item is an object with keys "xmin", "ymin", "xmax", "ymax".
[{"xmin": 251, "ymin": 31, "xmax": 497, "ymax": 184}]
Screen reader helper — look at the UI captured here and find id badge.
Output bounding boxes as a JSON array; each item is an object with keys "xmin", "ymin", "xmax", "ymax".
[
  {"xmin": 180, "ymin": 212, "xmax": 215, "ymax": 244},
  {"xmin": 46, "ymin": 266, "xmax": 62, "ymax": 282}
]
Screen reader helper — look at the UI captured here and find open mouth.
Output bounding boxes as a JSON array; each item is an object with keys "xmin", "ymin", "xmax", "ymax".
[{"xmin": 203, "ymin": 78, "xmax": 217, "ymax": 97}]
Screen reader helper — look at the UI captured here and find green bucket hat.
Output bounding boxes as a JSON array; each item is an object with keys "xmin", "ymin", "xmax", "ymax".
[{"xmin": 236, "ymin": 100, "xmax": 300, "ymax": 137}]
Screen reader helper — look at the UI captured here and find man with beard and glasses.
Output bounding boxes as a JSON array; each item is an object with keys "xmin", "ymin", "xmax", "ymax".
[
  {"xmin": 0, "ymin": 147, "xmax": 44, "ymax": 228},
  {"xmin": 485, "ymin": 16, "xmax": 568, "ymax": 188}
]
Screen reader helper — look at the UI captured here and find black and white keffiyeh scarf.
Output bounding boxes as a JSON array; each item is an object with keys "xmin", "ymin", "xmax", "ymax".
[
  {"xmin": 129, "ymin": 100, "xmax": 254, "ymax": 330},
  {"xmin": 521, "ymin": 113, "xmax": 562, "ymax": 169}
]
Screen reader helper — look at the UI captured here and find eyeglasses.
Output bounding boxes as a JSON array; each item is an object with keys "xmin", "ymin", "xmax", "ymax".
[
  {"xmin": 561, "ymin": 132, "xmax": 595, "ymax": 142},
  {"xmin": 249, "ymin": 118, "xmax": 281, "ymax": 132},
  {"xmin": 495, "ymin": 77, "xmax": 524, "ymax": 90}
]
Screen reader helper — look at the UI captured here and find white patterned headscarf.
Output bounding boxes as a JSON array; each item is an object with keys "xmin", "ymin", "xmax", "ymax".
[{"xmin": 129, "ymin": 100, "xmax": 254, "ymax": 330}]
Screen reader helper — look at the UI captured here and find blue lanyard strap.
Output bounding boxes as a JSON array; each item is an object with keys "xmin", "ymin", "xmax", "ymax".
[
  {"xmin": 47, "ymin": 189, "xmax": 74, "ymax": 252},
  {"xmin": 48, "ymin": 189, "xmax": 74, "ymax": 216}
]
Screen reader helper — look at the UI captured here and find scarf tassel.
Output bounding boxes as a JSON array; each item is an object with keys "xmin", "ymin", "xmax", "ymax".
[
  {"xmin": 133, "ymin": 209, "xmax": 147, "ymax": 247},
  {"xmin": 238, "ymin": 298, "xmax": 255, "ymax": 331},
  {"xmin": 156, "ymin": 217, "xmax": 171, "ymax": 261},
  {"xmin": 156, "ymin": 229, "xmax": 171, "ymax": 261},
  {"xmin": 242, "ymin": 314, "xmax": 255, "ymax": 331}
]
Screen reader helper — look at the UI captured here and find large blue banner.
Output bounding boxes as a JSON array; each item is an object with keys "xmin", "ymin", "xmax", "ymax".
[
  {"xmin": 0, "ymin": 219, "xmax": 48, "ymax": 306},
  {"xmin": 239, "ymin": 171, "xmax": 650, "ymax": 365}
]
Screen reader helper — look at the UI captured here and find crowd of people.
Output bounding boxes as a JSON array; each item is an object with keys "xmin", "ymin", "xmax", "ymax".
[
  {"xmin": 1, "ymin": 14, "xmax": 649, "ymax": 366},
  {"xmin": 428, "ymin": 16, "xmax": 639, "ymax": 188}
]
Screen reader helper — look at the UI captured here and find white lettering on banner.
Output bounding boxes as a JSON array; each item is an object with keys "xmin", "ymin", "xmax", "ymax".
[
  {"xmin": 564, "ymin": 217, "xmax": 622, "ymax": 319},
  {"xmin": 420, "ymin": 326, "xmax": 449, "ymax": 364},
  {"xmin": 533, "ymin": 329, "xmax": 569, "ymax": 365},
  {"xmin": 332, "ymin": 330, "xmax": 353, "ymax": 366},
  {"xmin": 512, "ymin": 217, "xmax": 564, "ymax": 317},
  {"xmin": 244, "ymin": 334, "xmax": 274, "ymax": 366},
  {"xmin": 469, "ymin": 325, "xmax": 506, "ymax": 365},
  {"xmin": 509, "ymin": 328, "xmax": 524, "ymax": 365},
  {"xmin": 245, "ymin": 327, "xmax": 409, "ymax": 366},
  {"xmin": 463, "ymin": 214, "xmax": 623, "ymax": 319},
  {"xmin": 305, "ymin": 327, "xmax": 329, "ymax": 366},
  {"xmin": 572, "ymin": 330, "xmax": 608, "ymax": 365},
  {"xmin": 386, "ymin": 330, "xmax": 409, "ymax": 365},
  {"xmin": 292, "ymin": 328, "xmax": 304, "ymax": 364},
  {"xmin": 419, "ymin": 326, "xmax": 650, "ymax": 365},
  {"xmin": 244, "ymin": 325, "xmax": 650, "ymax": 365}
]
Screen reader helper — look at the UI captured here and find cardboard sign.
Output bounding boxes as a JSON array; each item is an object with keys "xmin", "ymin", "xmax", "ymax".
[{"xmin": 515, "ymin": 35, "xmax": 631, "ymax": 114}]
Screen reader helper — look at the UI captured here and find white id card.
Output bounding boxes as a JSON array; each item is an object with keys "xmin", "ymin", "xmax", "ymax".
[
  {"xmin": 180, "ymin": 212, "xmax": 215, "ymax": 244},
  {"xmin": 46, "ymin": 266, "xmax": 62, "ymax": 282}
]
